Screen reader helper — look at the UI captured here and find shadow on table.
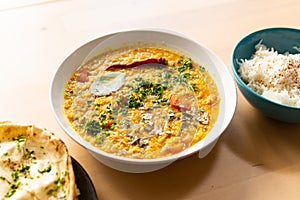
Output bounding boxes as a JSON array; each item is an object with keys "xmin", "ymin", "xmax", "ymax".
[
  {"xmin": 99, "ymin": 142, "xmax": 221, "ymax": 200},
  {"xmin": 223, "ymin": 105, "xmax": 300, "ymax": 171}
]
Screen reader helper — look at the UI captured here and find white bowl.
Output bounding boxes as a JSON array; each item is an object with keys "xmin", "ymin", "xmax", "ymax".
[{"xmin": 50, "ymin": 28, "xmax": 237, "ymax": 173}]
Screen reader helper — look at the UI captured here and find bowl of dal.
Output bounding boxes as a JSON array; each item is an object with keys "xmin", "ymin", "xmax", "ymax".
[
  {"xmin": 232, "ymin": 27, "xmax": 300, "ymax": 123},
  {"xmin": 50, "ymin": 28, "xmax": 237, "ymax": 173}
]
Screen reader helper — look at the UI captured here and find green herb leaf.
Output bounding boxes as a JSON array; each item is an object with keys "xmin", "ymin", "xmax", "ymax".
[
  {"xmin": 177, "ymin": 59, "xmax": 192, "ymax": 73},
  {"xmin": 5, "ymin": 182, "xmax": 20, "ymax": 198},
  {"xmin": 85, "ymin": 120, "xmax": 100, "ymax": 136},
  {"xmin": 39, "ymin": 166, "xmax": 52, "ymax": 174},
  {"xmin": 11, "ymin": 172, "xmax": 19, "ymax": 182}
]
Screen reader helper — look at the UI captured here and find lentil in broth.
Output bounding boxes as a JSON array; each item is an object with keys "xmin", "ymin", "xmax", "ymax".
[{"xmin": 64, "ymin": 46, "xmax": 220, "ymax": 159}]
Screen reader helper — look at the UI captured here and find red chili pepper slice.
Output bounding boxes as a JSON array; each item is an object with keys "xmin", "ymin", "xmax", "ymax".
[{"xmin": 106, "ymin": 58, "xmax": 167, "ymax": 71}]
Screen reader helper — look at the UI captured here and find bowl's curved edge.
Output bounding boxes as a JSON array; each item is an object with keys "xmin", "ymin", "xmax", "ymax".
[
  {"xmin": 231, "ymin": 27, "xmax": 300, "ymax": 123},
  {"xmin": 50, "ymin": 28, "xmax": 238, "ymax": 173}
]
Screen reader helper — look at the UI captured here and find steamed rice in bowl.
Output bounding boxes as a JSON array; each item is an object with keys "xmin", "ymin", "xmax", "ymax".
[
  {"xmin": 63, "ymin": 45, "xmax": 220, "ymax": 159},
  {"xmin": 238, "ymin": 42, "xmax": 300, "ymax": 107}
]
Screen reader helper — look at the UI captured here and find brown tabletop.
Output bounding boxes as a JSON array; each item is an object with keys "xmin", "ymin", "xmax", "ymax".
[{"xmin": 1, "ymin": 0, "xmax": 300, "ymax": 199}]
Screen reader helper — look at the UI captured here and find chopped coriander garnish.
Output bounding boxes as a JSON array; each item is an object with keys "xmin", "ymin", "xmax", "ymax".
[
  {"xmin": 128, "ymin": 96, "xmax": 142, "ymax": 108},
  {"xmin": 23, "ymin": 148, "xmax": 36, "ymax": 160},
  {"xmin": 11, "ymin": 172, "xmax": 19, "ymax": 182},
  {"xmin": 84, "ymin": 120, "xmax": 100, "ymax": 136},
  {"xmin": 13, "ymin": 135, "xmax": 27, "ymax": 143},
  {"xmin": 128, "ymin": 78, "xmax": 168, "ymax": 108},
  {"xmin": 177, "ymin": 59, "xmax": 192, "ymax": 73},
  {"xmin": 39, "ymin": 166, "xmax": 52, "ymax": 174},
  {"xmin": 13, "ymin": 135, "xmax": 27, "ymax": 151},
  {"xmin": 18, "ymin": 165, "xmax": 30, "ymax": 173},
  {"xmin": 5, "ymin": 182, "xmax": 20, "ymax": 198},
  {"xmin": 47, "ymin": 176, "xmax": 66, "ymax": 196},
  {"xmin": 198, "ymin": 65, "xmax": 206, "ymax": 72}
]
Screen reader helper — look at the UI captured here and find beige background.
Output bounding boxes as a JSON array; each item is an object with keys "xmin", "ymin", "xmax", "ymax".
[{"xmin": 1, "ymin": 0, "xmax": 300, "ymax": 199}]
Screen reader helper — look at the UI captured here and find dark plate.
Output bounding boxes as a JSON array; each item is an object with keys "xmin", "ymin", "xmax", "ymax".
[{"xmin": 72, "ymin": 157, "xmax": 98, "ymax": 200}]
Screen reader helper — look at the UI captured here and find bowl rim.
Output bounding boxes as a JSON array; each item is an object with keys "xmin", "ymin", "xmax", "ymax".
[
  {"xmin": 50, "ymin": 27, "xmax": 237, "ymax": 164},
  {"xmin": 231, "ymin": 26, "xmax": 300, "ymax": 110}
]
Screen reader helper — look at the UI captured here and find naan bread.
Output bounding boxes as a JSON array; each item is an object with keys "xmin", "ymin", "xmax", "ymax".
[{"xmin": 0, "ymin": 122, "xmax": 77, "ymax": 200}]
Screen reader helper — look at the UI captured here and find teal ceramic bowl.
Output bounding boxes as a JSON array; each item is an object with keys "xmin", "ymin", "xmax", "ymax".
[{"xmin": 232, "ymin": 27, "xmax": 300, "ymax": 123}]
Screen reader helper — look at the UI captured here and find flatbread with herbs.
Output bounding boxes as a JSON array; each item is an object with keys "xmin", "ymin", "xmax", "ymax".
[{"xmin": 0, "ymin": 122, "xmax": 77, "ymax": 200}]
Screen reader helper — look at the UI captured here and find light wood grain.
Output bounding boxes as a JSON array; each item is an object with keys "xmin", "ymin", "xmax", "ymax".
[{"xmin": 0, "ymin": 0, "xmax": 300, "ymax": 199}]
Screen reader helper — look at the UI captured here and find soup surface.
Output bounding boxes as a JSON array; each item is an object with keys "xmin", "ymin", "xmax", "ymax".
[{"xmin": 64, "ymin": 46, "xmax": 219, "ymax": 159}]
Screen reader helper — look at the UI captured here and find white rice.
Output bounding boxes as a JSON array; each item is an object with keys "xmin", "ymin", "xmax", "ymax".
[{"xmin": 238, "ymin": 42, "xmax": 300, "ymax": 107}]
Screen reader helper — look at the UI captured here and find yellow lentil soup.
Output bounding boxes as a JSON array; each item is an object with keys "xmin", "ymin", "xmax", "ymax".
[{"xmin": 64, "ymin": 46, "xmax": 220, "ymax": 159}]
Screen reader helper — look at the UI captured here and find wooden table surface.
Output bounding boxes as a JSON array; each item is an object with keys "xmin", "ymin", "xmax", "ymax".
[{"xmin": 1, "ymin": 0, "xmax": 300, "ymax": 199}]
